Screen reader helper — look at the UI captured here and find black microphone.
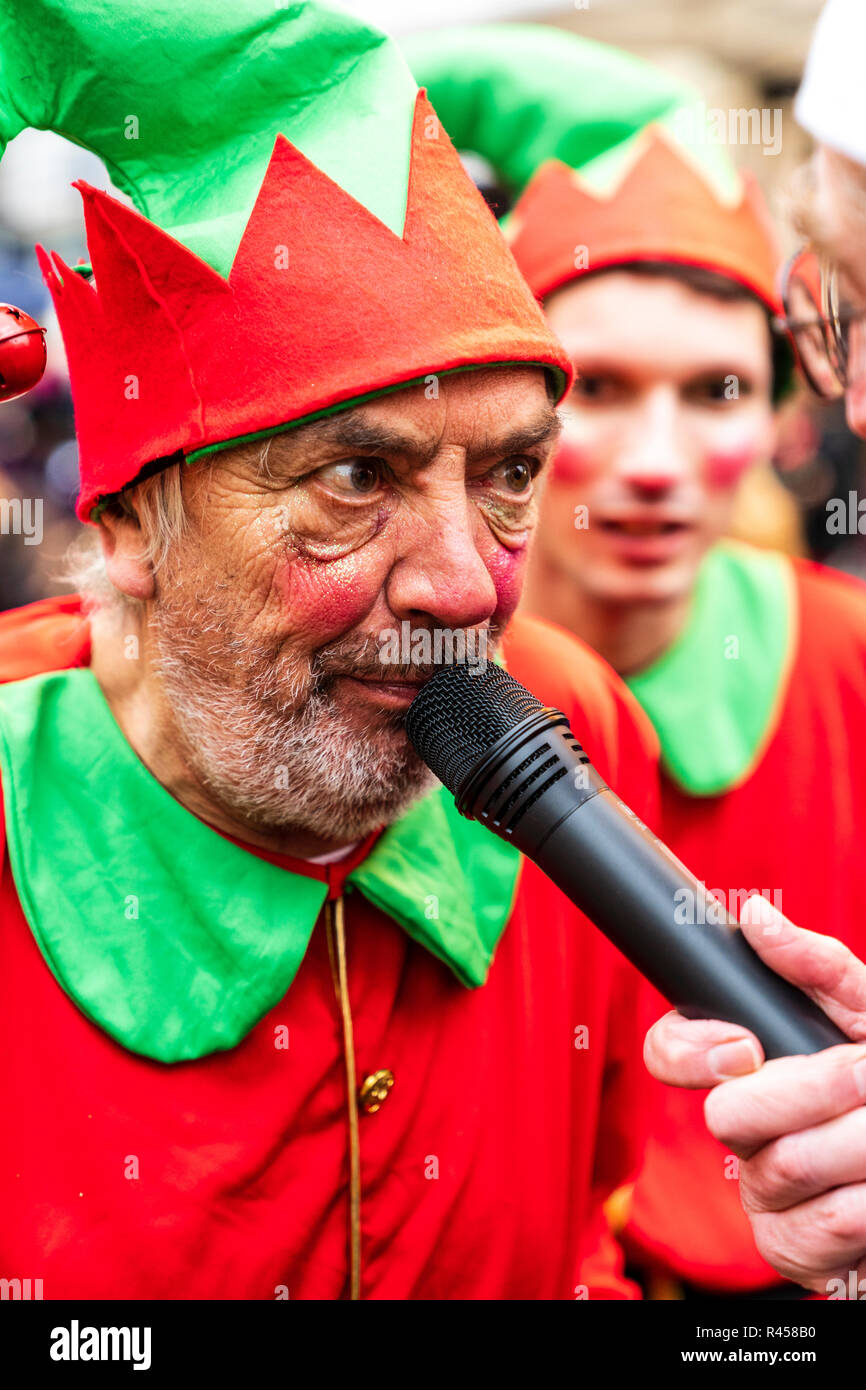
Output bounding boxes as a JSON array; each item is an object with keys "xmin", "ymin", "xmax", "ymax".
[{"xmin": 405, "ymin": 662, "xmax": 847, "ymax": 1060}]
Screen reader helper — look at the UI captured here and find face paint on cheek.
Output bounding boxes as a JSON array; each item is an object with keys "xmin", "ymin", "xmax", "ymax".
[
  {"xmin": 550, "ymin": 436, "xmax": 594, "ymax": 486},
  {"xmin": 485, "ymin": 544, "xmax": 526, "ymax": 622},
  {"xmin": 705, "ymin": 443, "xmax": 759, "ymax": 490},
  {"xmin": 278, "ymin": 549, "xmax": 383, "ymax": 641}
]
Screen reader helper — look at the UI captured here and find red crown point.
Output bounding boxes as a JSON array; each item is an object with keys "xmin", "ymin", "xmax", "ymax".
[
  {"xmin": 0, "ymin": 304, "xmax": 47, "ymax": 402},
  {"xmin": 508, "ymin": 127, "xmax": 782, "ymax": 313}
]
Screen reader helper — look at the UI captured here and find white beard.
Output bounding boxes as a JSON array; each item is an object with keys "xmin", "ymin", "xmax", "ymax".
[{"xmin": 149, "ymin": 587, "xmax": 438, "ymax": 841}]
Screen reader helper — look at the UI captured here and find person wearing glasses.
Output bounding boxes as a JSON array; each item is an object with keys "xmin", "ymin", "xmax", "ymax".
[
  {"xmin": 642, "ymin": 0, "xmax": 866, "ymax": 1300},
  {"xmin": 778, "ymin": 247, "xmax": 860, "ymax": 408},
  {"xmin": 410, "ymin": 20, "xmax": 866, "ymax": 1298},
  {"xmin": 782, "ymin": 2, "xmax": 866, "ymax": 432}
]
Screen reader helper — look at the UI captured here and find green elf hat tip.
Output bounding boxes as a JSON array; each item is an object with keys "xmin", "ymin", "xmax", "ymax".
[
  {"xmin": 0, "ymin": 0, "xmax": 419, "ymax": 272},
  {"xmin": 404, "ymin": 24, "xmax": 741, "ymax": 211},
  {"xmin": 407, "ymin": 24, "xmax": 788, "ymax": 385},
  {"xmin": 2, "ymin": 0, "xmax": 571, "ymax": 520}
]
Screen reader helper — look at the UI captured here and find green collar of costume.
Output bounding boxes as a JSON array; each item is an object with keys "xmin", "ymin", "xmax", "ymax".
[
  {"xmin": 0, "ymin": 669, "xmax": 520, "ymax": 1063},
  {"xmin": 626, "ymin": 542, "xmax": 797, "ymax": 797}
]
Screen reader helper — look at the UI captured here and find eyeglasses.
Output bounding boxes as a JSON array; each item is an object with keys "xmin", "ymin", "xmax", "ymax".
[{"xmin": 775, "ymin": 247, "xmax": 866, "ymax": 401}]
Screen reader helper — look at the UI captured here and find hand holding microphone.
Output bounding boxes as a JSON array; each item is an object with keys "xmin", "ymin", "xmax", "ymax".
[
  {"xmin": 406, "ymin": 660, "xmax": 866, "ymax": 1293},
  {"xmin": 405, "ymin": 660, "xmax": 847, "ymax": 1060}
]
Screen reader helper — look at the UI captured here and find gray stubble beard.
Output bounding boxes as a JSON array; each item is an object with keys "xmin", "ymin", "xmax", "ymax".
[{"xmin": 149, "ymin": 589, "xmax": 439, "ymax": 842}]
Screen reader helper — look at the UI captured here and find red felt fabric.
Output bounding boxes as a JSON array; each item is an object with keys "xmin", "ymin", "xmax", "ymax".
[
  {"xmin": 37, "ymin": 90, "xmax": 572, "ymax": 521},
  {"xmin": 0, "ymin": 602, "xmax": 658, "ymax": 1299},
  {"xmin": 509, "ymin": 128, "xmax": 781, "ymax": 313},
  {"xmin": 625, "ymin": 559, "xmax": 866, "ymax": 1291}
]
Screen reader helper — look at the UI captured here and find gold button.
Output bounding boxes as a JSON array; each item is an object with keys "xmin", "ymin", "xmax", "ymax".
[{"xmin": 358, "ymin": 1069, "xmax": 395, "ymax": 1114}]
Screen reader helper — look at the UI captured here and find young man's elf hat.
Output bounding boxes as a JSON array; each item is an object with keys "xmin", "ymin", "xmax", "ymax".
[
  {"xmin": 507, "ymin": 128, "xmax": 782, "ymax": 314},
  {"xmin": 0, "ymin": 0, "xmax": 571, "ymax": 521},
  {"xmin": 408, "ymin": 26, "xmax": 783, "ymax": 317}
]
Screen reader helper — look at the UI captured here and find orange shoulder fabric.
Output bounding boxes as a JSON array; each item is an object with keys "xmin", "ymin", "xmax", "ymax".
[
  {"xmin": 792, "ymin": 555, "xmax": 866, "ymax": 640},
  {"xmin": 0, "ymin": 595, "xmax": 91, "ymax": 683},
  {"xmin": 503, "ymin": 611, "xmax": 661, "ymax": 828}
]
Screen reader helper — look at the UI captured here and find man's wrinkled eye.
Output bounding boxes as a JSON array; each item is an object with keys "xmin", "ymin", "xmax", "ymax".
[
  {"xmin": 489, "ymin": 456, "xmax": 536, "ymax": 495},
  {"xmin": 316, "ymin": 458, "xmax": 385, "ymax": 497}
]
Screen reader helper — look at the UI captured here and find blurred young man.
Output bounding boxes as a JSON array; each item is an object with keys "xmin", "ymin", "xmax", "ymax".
[
  {"xmin": 638, "ymin": 0, "xmax": 866, "ymax": 1301},
  {"xmin": 511, "ymin": 125, "xmax": 866, "ymax": 1301},
  {"xmin": 412, "ymin": 25, "xmax": 866, "ymax": 1299}
]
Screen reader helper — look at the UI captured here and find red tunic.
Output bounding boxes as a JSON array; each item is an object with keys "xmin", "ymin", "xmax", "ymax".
[
  {"xmin": 0, "ymin": 598, "xmax": 659, "ymax": 1300},
  {"xmin": 625, "ymin": 558, "xmax": 866, "ymax": 1292}
]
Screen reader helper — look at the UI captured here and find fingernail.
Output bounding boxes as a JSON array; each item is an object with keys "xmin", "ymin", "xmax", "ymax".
[
  {"xmin": 740, "ymin": 894, "xmax": 788, "ymax": 936},
  {"xmin": 707, "ymin": 1038, "xmax": 762, "ymax": 1079},
  {"xmin": 853, "ymin": 1058, "xmax": 866, "ymax": 1100}
]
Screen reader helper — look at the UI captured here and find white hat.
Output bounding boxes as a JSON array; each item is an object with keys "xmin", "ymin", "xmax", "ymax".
[{"xmin": 796, "ymin": 0, "xmax": 866, "ymax": 166}]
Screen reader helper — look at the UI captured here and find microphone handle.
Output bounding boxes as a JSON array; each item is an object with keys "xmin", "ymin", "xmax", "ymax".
[{"xmin": 532, "ymin": 787, "xmax": 847, "ymax": 1060}]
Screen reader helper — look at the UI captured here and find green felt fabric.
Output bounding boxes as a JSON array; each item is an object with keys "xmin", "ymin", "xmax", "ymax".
[
  {"xmin": 626, "ymin": 543, "xmax": 795, "ymax": 796},
  {"xmin": 0, "ymin": 0, "xmax": 417, "ymax": 274},
  {"xmin": 403, "ymin": 24, "xmax": 740, "ymax": 204},
  {"xmin": 352, "ymin": 785, "xmax": 520, "ymax": 991},
  {"xmin": 0, "ymin": 669, "xmax": 520, "ymax": 1062}
]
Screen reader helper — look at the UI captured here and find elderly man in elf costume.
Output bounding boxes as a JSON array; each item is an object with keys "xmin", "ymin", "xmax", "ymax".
[
  {"xmin": 0, "ymin": 0, "xmax": 690, "ymax": 1301},
  {"xmin": 410, "ymin": 25, "xmax": 866, "ymax": 1299}
]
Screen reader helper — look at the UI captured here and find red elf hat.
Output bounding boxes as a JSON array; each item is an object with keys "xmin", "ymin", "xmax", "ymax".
[{"xmin": 0, "ymin": 1, "xmax": 571, "ymax": 521}]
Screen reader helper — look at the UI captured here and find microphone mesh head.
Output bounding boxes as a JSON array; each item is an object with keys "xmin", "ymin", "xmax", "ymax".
[{"xmin": 405, "ymin": 662, "xmax": 545, "ymax": 796}]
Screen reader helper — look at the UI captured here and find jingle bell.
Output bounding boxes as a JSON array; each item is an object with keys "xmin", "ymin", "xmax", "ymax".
[{"xmin": 0, "ymin": 304, "xmax": 47, "ymax": 402}]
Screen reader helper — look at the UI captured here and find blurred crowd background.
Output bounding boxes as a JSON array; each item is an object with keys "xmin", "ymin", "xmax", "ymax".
[{"xmin": 2, "ymin": 0, "xmax": 863, "ymax": 610}]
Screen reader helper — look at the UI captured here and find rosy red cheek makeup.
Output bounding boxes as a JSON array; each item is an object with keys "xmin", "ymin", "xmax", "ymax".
[
  {"xmin": 705, "ymin": 443, "xmax": 758, "ymax": 489},
  {"xmin": 484, "ymin": 543, "xmax": 526, "ymax": 621},
  {"xmin": 280, "ymin": 549, "xmax": 383, "ymax": 638},
  {"xmin": 550, "ymin": 437, "xmax": 595, "ymax": 486}
]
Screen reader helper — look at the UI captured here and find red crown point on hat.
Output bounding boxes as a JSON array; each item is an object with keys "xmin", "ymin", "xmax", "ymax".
[
  {"xmin": 36, "ymin": 90, "xmax": 571, "ymax": 522},
  {"xmin": 508, "ymin": 126, "xmax": 782, "ymax": 314},
  {"xmin": 0, "ymin": 304, "xmax": 47, "ymax": 401}
]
